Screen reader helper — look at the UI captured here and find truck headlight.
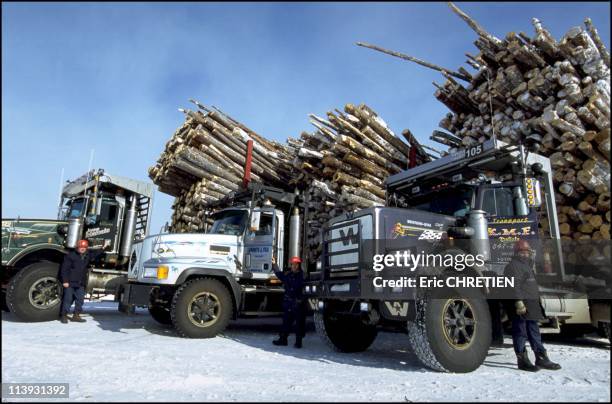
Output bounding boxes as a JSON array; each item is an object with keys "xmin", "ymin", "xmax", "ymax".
[
  {"xmin": 316, "ymin": 260, "xmax": 322, "ymax": 270},
  {"xmin": 304, "ymin": 286, "xmax": 311, "ymax": 293},
  {"xmin": 143, "ymin": 265, "xmax": 169, "ymax": 279},
  {"xmin": 312, "ymin": 285, "xmax": 317, "ymax": 293},
  {"xmin": 157, "ymin": 265, "xmax": 169, "ymax": 280},
  {"xmin": 143, "ymin": 267, "xmax": 158, "ymax": 278}
]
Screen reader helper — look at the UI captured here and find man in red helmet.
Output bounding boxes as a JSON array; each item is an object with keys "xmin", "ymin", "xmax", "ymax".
[
  {"xmin": 503, "ymin": 239, "xmax": 561, "ymax": 371},
  {"xmin": 59, "ymin": 239, "xmax": 108, "ymax": 323},
  {"xmin": 271, "ymin": 255, "xmax": 306, "ymax": 348}
]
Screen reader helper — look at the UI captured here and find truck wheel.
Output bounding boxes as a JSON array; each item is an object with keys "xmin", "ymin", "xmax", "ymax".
[
  {"xmin": 314, "ymin": 310, "xmax": 377, "ymax": 352},
  {"xmin": 170, "ymin": 278, "xmax": 232, "ymax": 338},
  {"xmin": 6, "ymin": 261, "xmax": 63, "ymax": 322},
  {"xmin": 408, "ymin": 293, "xmax": 491, "ymax": 373},
  {"xmin": 148, "ymin": 304, "xmax": 172, "ymax": 325}
]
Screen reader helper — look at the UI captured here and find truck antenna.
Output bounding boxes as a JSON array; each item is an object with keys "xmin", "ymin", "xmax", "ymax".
[
  {"xmin": 56, "ymin": 167, "xmax": 65, "ymax": 219},
  {"xmin": 82, "ymin": 149, "xmax": 95, "ymax": 198}
]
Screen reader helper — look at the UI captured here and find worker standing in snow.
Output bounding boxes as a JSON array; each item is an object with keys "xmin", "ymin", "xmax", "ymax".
[
  {"xmin": 271, "ymin": 255, "xmax": 306, "ymax": 348},
  {"xmin": 503, "ymin": 239, "xmax": 561, "ymax": 371},
  {"xmin": 59, "ymin": 239, "xmax": 107, "ymax": 324}
]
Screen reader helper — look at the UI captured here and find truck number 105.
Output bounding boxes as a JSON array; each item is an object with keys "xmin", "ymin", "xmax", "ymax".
[{"xmin": 465, "ymin": 145, "xmax": 483, "ymax": 158}]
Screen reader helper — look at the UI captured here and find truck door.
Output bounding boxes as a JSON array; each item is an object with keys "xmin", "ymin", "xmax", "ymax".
[
  {"xmin": 478, "ymin": 184, "xmax": 539, "ymax": 267},
  {"xmin": 84, "ymin": 197, "xmax": 121, "ymax": 253},
  {"xmin": 243, "ymin": 209, "xmax": 275, "ymax": 273}
]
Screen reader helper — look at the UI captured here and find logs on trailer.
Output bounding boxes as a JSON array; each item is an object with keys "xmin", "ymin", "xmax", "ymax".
[
  {"xmin": 358, "ymin": 2, "xmax": 610, "ymax": 242},
  {"xmin": 149, "ymin": 101, "xmax": 431, "ymax": 257},
  {"xmin": 289, "ymin": 103, "xmax": 431, "ymax": 261},
  {"xmin": 147, "ymin": 101, "xmax": 296, "ymax": 232}
]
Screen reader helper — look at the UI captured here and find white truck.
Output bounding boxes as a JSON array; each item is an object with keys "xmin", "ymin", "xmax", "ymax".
[{"xmin": 119, "ymin": 184, "xmax": 310, "ymax": 338}]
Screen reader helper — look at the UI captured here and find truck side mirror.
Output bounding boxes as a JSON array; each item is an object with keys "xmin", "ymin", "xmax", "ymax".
[{"xmin": 249, "ymin": 211, "xmax": 261, "ymax": 232}]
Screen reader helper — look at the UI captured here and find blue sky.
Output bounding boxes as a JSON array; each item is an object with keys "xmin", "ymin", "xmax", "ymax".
[{"xmin": 2, "ymin": 2, "xmax": 610, "ymax": 233}]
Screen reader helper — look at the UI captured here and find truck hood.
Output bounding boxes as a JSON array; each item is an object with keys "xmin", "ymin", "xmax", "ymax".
[
  {"xmin": 129, "ymin": 232, "xmax": 241, "ymax": 282},
  {"xmin": 141, "ymin": 233, "xmax": 239, "ymax": 259},
  {"xmin": 2, "ymin": 219, "xmax": 67, "ymax": 265}
]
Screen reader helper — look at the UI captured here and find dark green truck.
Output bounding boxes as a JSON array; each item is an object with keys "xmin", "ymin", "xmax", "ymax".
[{"xmin": 2, "ymin": 169, "xmax": 154, "ymax": 321}]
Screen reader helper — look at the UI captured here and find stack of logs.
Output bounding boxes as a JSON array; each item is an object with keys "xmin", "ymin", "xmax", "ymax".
[
  {"xmin": 148, "ymin": 101, "xmax": 294, "ymax": 232},
  {"xmin": 286, "ymin": 103, "xmax": 431, "ymax": 261},
  {"xmin": 149, "ymin": 101, "xmax": 429, "ymax": 244},
  {"xmin": 360, "ymin": 2, "xmax": 610, "ymax": 242}
]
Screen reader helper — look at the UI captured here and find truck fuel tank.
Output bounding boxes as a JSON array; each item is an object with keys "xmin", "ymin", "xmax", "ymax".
[{"xmin": 66, "ymin": 217, "xmax": 83, "ymax": 248}]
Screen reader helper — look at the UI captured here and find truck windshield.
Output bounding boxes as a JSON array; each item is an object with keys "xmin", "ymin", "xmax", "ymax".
[
  {"xmin": 67, "ymin": 199, "xmax": 86, "ymax": 219},
  {"xmin": 210, "ymin": 210, "xmax": 247, "ymax": 236},
  {"xmin": 409, "ymin": 187, "xmax": 474, "ymax": 217}
]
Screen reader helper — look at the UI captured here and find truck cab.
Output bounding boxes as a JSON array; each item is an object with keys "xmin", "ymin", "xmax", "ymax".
[{"xmin": 121, "ymin": 184, "xmax": 304, "ymax": 338}]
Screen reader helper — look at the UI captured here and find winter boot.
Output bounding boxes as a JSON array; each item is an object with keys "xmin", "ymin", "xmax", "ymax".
[
  {"xmin": 535, "ymin": 351, "xmax": 561, "ymax": 370},
  {"xmin": 272, "ymin": 334, "xmax": 288, "ymax": 346},
  {"xmin": 70, "ymin": 313, "xmax": 86, "ymax": 323},
  {"xmin": 60, "ymin": 314, "xmax": 69, "ymax": 324},
  {"xmin": 294, "ymin": 336, "xmax": 303, "ymax": 349},
  {"xmin": 517, "ymin": 351, "xmax": 539, "ymax": 372}
]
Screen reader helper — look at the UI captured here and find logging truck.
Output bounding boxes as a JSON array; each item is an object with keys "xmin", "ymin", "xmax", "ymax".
[
  {"xmin": 306, "ymin": 138, "xmax": 611, "ymax": 373},
  {"xmin": 1, "ymin": 169, "xmax": 154, "ymax": 321},
  {"xmin": 119, "ymin": 183, "xmax": 312, "ymax": 338}
]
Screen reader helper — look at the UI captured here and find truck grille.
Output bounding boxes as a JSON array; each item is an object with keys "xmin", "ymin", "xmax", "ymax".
[{"xmin": 323, "ymin": 219, "xmax": 360, "ymax": 279}]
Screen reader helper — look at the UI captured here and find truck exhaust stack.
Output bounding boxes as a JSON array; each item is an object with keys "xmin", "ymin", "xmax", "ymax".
[{"xmin": 289, "ymin": 207, "xmax": 301, "ymax": 264}]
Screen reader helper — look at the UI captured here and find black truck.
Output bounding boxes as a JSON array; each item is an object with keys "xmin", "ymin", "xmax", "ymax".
[{"xmin": 306, "ymin": 138, "xmax": 610, "ymax": 372}]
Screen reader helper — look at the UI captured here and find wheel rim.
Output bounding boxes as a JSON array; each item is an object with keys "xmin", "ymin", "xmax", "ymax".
[
  {"xmin": 441, "ymin": 299, "xmax": 476, "ymax": 350},
  {"xmin": 28, "ymin": 277, "xmax": 62, "ymax": 309},
  {"xmin": 187, "ymin": 292, "xmax": 220, "ymax": 328}
]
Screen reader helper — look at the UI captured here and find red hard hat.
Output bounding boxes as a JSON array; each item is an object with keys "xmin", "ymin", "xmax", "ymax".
[
  {"xmin": 77, "ymin": 239, "xmax": 89, "ymax": 249},
  {"xmin": 289, "ymin": 256, "xmax": 302, "ymax": 264},
  {"xmin": 514, "ymin": 239, "xmax": 532, "ymax": 253}
]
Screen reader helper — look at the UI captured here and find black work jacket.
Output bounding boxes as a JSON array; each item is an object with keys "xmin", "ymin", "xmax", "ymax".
[
  {"xmin": 503, "ymin": 256, "xmax": 545, "ymax": 321},
  {"xmin": 272, "ymin": 263, "xmax": 304, "ymax": 309},
  {"xmin": 60, "ymin": 249, "xmax": 105, "ymax": 287}
]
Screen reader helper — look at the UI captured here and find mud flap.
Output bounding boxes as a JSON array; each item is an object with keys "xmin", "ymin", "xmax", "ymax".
[{"xmin": 118, "ymin": 283, "xmax": 153, "ymax": 313}]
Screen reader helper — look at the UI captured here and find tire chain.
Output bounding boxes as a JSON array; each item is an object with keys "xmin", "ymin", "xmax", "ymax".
[
  {"xmin": 314, "ymin": 311, "xmax": 343, "ymax": 352},
  {"xmin": 407, "ymin": 297, "xmax": 449, "ymax": 372}
]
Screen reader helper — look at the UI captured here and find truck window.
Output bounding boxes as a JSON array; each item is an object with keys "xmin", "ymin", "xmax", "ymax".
[
  {"xmin": 254, "ymin": 213, "xmax": 273, "ymax": 236},
  {"xmin": 409, "ymin": 187, "xmax": 474, "ymax": 217},
  {"xmin": 482, "ymin": 188, "xmax": 515, "ymax": 217},
  {"xmin": 99, "ymin": 200, "xmax": 118, "ymax": 226},
  {"xmin": 210, "ymin": 211, "xmax": 247, "ymax": 236},
  {"xmin": 68, "ymin": 199, "xmax": 86, "ymax": 218}
]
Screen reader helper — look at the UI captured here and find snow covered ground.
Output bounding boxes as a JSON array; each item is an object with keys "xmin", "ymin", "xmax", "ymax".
[{"xmin": 2, "ymin": 302, "xmax": 610, "ymax": 402}]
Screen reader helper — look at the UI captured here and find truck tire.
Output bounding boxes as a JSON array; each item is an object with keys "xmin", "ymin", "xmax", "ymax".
[
  {"xmin": 170, "ymin": 278, "xmax": 232, "ymax": 338},
  {"xmin": 6, "ymin": 261, "xmax": 63, "ymax": 322},
  {"xmin": 314, "ymin": 310, "xmax": 378, "ymax": 352},
  {"xmin": 148, "ymin": 304, "xmax": 172, "ymax": 325},
  {"xmin": 408, "ymin": 292, "xmax": 491, "ymax": 373}
]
